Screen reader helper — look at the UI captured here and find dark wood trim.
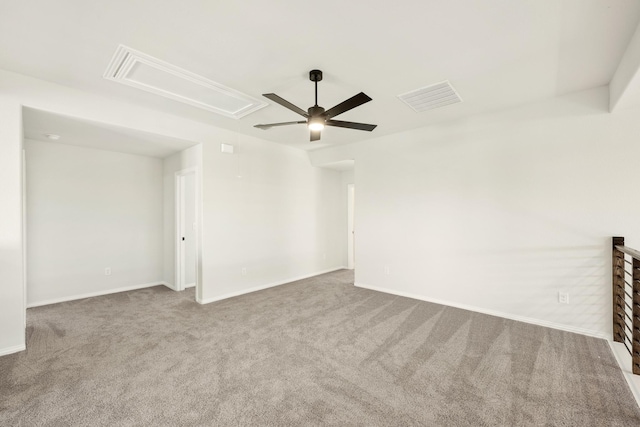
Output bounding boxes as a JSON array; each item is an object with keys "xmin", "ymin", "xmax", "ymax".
[
  {"xmin": 633, "ymin": 257, "xmax": 640, "ymax": 375},
  {"xmin": 613, "ymin": 237, "xmax": 625, "ymax": 344},
  {"xmin": 615, "ymin": 245, "xmax": 640, "ymax": 261}
]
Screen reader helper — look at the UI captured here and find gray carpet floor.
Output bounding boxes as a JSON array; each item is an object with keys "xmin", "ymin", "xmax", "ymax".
[{"xmin": 1, "ymin": 270, "xmax": 639, "ymax": 426}]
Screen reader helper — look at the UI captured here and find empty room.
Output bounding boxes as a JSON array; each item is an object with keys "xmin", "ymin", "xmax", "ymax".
[{"xmin": 3, "ymin": 1, "xmax": 640, "ymax": 425}]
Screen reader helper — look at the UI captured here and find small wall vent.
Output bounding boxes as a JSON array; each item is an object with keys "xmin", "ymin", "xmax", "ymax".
[
  {"xmin": 104, "ymin": 45, "xmax": 267, "ymax": 119},
  {"xmin": 398, "ymin": 81, "xmax": 462, "ymax": 113}
]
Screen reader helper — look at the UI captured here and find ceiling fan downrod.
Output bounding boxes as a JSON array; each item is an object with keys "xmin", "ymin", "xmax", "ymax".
[{"xmin": 309, "ymin": 69, "xmax": 322, "ymax": 107}]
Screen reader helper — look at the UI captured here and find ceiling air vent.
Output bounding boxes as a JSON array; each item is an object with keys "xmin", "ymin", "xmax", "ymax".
[
  {"xmin": 398, "ymin": 81, "xmax": 462, "ymax": 113},
  {"xmin": 104, "ymin": 45, "xmax": 267, "ymax": 119}
]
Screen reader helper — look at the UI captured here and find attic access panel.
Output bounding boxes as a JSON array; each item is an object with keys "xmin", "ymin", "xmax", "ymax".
[{"xmin": 104, "ymin": 45, "xmax": 267, "ymax": 119}]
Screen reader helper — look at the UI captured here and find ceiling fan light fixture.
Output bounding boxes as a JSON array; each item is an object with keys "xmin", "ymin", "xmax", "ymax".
[{"xmin": 308, "ymin": 117, "xmax": 325, "ymax": 131}]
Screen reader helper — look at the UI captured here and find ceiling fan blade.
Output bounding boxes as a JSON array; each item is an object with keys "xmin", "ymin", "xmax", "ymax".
[
  {"xmin": 326, "ymin": 119, "xmax": 377, "ymax": 132},
  {"xmin": 324, "ymin": 92, "xmax": 372, "ymax": 119},
  {"xmin": 254, "ymin": 121, "xmax": 306, "ymax": 130},
  {"xmin": 310, "ymin": 130, "xmax": 321, "ymax": 141},
  {"xmin": 263, "ymin": 93, "xmax": 309, "ymax": 118}
]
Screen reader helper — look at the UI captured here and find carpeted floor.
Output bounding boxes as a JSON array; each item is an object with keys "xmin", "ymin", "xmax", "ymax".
[{"xmin": 1, "ymin": 270, "xmax": 639, "ymax": 426}]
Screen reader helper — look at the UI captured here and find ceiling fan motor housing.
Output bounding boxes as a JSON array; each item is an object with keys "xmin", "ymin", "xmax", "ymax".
[{"xmin": 308, "ymin": 105, "xmax": 325, "ymax": 117}]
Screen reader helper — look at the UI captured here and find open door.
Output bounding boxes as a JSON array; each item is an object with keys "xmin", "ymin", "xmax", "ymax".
[
  {"xmin": 175, "ymin": 168, "xmax": 197, "ymax": 291},
  {"xmin": 347, "ymin": 184, "xmax": 355, "ymax": 269}
]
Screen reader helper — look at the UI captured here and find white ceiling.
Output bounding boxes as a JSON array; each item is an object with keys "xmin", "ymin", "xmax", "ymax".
[
  {"xmin": 2, "ymin": 1, "xmax": 640, "ymax": 151},
  {"xmin": 23, "ymin": 108, "xmax": 198, "ymax": 158}
]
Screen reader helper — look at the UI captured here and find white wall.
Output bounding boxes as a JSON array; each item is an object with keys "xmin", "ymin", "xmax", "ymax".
[
  {"xmin": 25, "ymin": 140, "xmax": 164, "ymax": 306},
  {"xmin": 0, "ymin": 101, "xmax": 24, "ymax": 355},
  {"xmin": 163, "ymin": 145, "xmax": 201, "ymax": 288},
  {"xmin": 341, "ymin": 169, "xmax": 354, "ymax": 186},
  {"xmin": 610, "ymin": 19, "xmax": 640, "ymax": 111},
  {"xmin": 0, "ymin": 69, "xmax": 347, "ymax": 354},
  {"xmin": 200, "ymin": 138, "xmax": 344, "ymax": 303},
  {"xmin": 310, "ymin": 86, "xmax": 640, "ymax": 338}
]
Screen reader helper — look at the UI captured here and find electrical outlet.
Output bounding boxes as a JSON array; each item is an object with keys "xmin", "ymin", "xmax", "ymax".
[
  {"xmin": 104, "ymin": 267, "xmax": 111, "ymax": 276},
  {"xmin": 241, "ymin": 267, "xmax": 247, "ymax": 276},
  {"xmin": 384, "ymin": 266, "xmax": 390, "ymax": 275},
  {"xmin": 558, "ymin": 291, "xmax": 569, "ymax": 304}
]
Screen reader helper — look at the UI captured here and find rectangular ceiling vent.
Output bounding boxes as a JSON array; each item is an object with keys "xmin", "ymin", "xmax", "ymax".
[
  {"xmin": 104, "ymin": 45, "xmax": 267, "ymax": 119},
  {"xmin": 398, "ymin": 81, "xmax": 462, "ymax": 113}
]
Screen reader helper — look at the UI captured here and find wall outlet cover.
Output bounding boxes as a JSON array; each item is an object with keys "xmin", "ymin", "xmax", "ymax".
[{"xmin": 559, "ymin": 291, "xmax": 569, "ymax": 304}]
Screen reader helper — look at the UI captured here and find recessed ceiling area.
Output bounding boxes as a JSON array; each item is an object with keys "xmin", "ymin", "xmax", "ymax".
[
  {"xmin": 2, "ymin": 1, "xmax": 640, "ymax": 151},
  {"xmin": 23, "ymin": 108, "xmax": 198, "ymax": 158}
]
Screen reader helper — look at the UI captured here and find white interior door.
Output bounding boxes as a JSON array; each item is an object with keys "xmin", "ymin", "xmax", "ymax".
[
  {"xmin": 176, "ymin": 170, "xmax": 197, "ymax": 290},
  {"xmin": 347, "ymin": 184, "xmax": 355, "ymax": 269}
]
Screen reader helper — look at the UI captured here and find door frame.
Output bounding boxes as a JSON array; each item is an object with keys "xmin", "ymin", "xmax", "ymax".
[
  {"xmin": 22, "ymin": 148, "xmax": 27, "ymax": 327},
  {"xmin": 174, "ymin": 167, "xmax": 199, "ymax": 292}
]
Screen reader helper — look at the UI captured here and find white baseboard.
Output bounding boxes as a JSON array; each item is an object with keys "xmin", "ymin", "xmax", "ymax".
[
  {"xmin": 354, "ymin": 282, "xmax": 608, "ymax": 340},
  {"xmin": 27, "ymin": 281, "xmax": 167, "ymax": 308},
  {"xmin": 163, "ymin": 282, "xmax": 177, "ymax": 291},
  {"xmin": 199, "ymin": 267, "xmax": 346, "ymax": 305},
  {"xmin": 0, "ymin": 344, "xmax": 26, "ymax": 357},
  {"xmin": 608, "ymin": 340, "xmax": 640, "ymax": 408},
  {"xmin": 184, "ymin": 282, "xmax": 196, "ymax": 289}
]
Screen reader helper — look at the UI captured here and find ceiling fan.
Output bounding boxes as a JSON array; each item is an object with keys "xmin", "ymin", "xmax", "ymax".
[{"xmin": 254, "ymin": 70, "xmax": 377, "ymax": 142}]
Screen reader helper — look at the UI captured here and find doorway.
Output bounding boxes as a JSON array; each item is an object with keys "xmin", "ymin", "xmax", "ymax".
[
  {"xmin": 347, "ymin": 184, "xmax": 355, "ymax": 269},
  {"xmin": 175, "ymin": 168, "xmax": 197, "ymax": 291}
]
